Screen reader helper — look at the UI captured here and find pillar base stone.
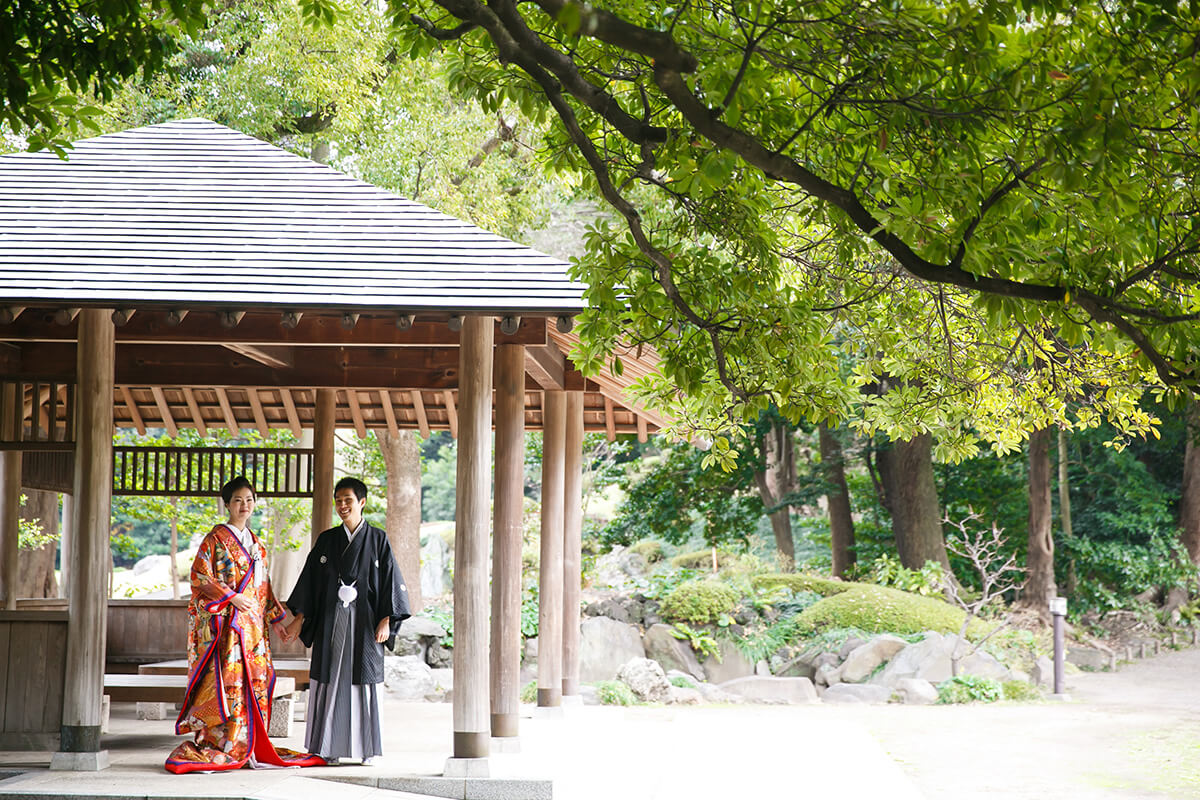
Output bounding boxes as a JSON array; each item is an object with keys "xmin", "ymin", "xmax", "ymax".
[
  {"xmin": 49, "ymin": 750, "xmax": 110, "ymax": 771},
  {"xmin": 490, "ymin": 736, "xmax": 521, "ymax": 754},
  {"xmin": 443, "ymin": 757, "xmax": 489, "ymax": 778}
]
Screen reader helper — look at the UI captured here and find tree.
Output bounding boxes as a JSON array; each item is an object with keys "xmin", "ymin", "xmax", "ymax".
[
  {"xmin": 378, "ymin": 430, "xmax": 423, "ymax": 612},
  {"xmin": 1021, "ymin": 427, "xmax": 1057, "ymax": 610},
  {"xmin": 818, "ymin": 423, "xmax": 856, "ymax": 578},
  {"xmin": 1180, "ymin": 401, "xmax": 1200, "ymax": 564},
  {"xmin": 1, "ymin": 0, "xmax": 208, "ymax": 152},
  {"xmin": 751, "ymin": 415, "xmax": 797, "ymax": 570},
  {"xmin": 942, "ymin": 514, "xmax": 1020, "ymax": 677},
  {"xmin": 874, "ymin": 433, "xmax": 950, "ymax": 571},
  {"xmin": 380, "ymin": 0, "xmax": 1194, "ymax": 456},
  {"xmin": 17, "ymin": 489, "xmax": 58, "ymax": 598}
]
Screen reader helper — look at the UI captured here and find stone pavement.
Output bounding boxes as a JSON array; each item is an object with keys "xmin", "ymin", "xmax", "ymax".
[{"xmin": 0, "ymin": 695, "xmax": 926, "ymax": 800}]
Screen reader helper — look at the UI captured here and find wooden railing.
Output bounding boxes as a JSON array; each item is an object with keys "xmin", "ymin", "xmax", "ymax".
[
  {"xmin": 0, "ymin": 378, "xmax": 75, "ymax": 451},
  {"xmin": 112, "ymin": 446, "xmax": 315, "ymax": 498}
]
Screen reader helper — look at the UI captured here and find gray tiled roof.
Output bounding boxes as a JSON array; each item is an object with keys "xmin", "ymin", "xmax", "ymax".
[{"xmin": 0, "ymin": 119, "xmax": 585, "ymax": 313}]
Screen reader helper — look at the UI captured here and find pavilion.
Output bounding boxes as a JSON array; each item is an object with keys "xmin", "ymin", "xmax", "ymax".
[{"xmin": 0, "ymin": 119, "xmax": 664, "ymax": 774}]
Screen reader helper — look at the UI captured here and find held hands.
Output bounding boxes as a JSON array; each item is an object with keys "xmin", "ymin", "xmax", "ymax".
[
  {"xmin": 375, "ymin": 617, "xmax": 390, "ymax": 644},
  {"xmin": 281, "ymin": 614, "xmax": 304, "ymax": 644}
]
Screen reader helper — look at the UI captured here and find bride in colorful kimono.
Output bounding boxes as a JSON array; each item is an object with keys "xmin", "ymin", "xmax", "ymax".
[{"xmin": 166, "ymin": 476, "xmax": 324, "ymax": 773}]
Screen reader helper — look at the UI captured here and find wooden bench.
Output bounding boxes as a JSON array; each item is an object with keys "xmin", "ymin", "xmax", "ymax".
[
  {"xmin": 138, "ymin": 658, "xmax": 311, "ymax": 689},
  {"xmin": 103, "ymin": 674, "xmax": 298, "ymax": 737}
]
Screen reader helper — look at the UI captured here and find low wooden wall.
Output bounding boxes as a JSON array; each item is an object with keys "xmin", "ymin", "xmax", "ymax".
[{"xmin": 0, "ymin": 610, "xmax": 68, "ymax": 750}]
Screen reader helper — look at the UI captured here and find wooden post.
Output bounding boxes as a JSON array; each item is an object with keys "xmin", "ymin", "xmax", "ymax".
[
  {"xmin": 312, "ymin": 389, "xmax": 336, "ymax": 543},
  {"xmin": 562, "ymin": 391, "xmax": 583, "ymax": 697},
  {"xmin": 0, "ymin": 382, "xmax": 19, "ymax": 610},
  {"xmin": 449, "ymin": 316, "xmax": 493, "ymax": 771},
  {"xmin": 52, "ymin": 309, "xmax": 114, "ymax": 770},
  {"xmin": 537, "ymin": 391, "xmax": 565, "ymax": 708},
  {"xmin": 59, "ymin": 494, "xmax": 72, "ymax": 598},
  {"xmin": 490, "ymin": 343, "xmax": 525, "ymax": 739}
]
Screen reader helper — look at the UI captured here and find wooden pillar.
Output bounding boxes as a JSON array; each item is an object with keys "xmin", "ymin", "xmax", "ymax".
[
  {"xmin": 450, "ymin": 316, "xmax": 493, "ymax": 768},
  {"xmin": 562, "ymin": 391, "xmax": 583, "ymax": 697},
  {"xmin": 312, "ymin": 389, "xmax": 336, "ymax": 543},
  {"xmin": 537, "ymin": 391, "xmax": 565, "ymax": 707},
  {"xmin": 490, "ymin": 343, "xmax": 524, "ymax": 739},
  {"xmin": 0, "ymin": 382, "xmax": 19, "ymax": 610},
  {"xmin": 53, "ymin": 309, "xmax": 114, "ymax": 770},
  {"xmin": 59, "ymin": 494, "xmax": 72, "ymax": 598}
]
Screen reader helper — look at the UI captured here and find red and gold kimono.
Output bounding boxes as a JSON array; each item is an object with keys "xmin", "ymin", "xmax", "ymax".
[{"xmin": 165, "ymin": 524, "xmax": 324, "ymax": 773}]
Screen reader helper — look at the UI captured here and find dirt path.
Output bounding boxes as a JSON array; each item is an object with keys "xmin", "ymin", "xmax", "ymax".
[{"xmin": 839, "ymin": 645, "xmax": 1200, "ymax": 799}]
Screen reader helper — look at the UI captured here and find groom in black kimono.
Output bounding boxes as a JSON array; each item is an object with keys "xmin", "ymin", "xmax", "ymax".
[{"xmin": 285, "ymin": 477, "xmax": 410, "ymax": 764}]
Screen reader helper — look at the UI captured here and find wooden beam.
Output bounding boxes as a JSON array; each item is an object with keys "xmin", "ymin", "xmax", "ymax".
[
  {"xmin": 637, "ymin": 414, "xmax": 648, "ymax": 443},
  {"xmin": 524, "ymin": 344, "xmax": 565, "ymax": 390},
  {"xmin": 604, "ymin": 396, "xmax": 615, "ymax": 442},
  {"xmin": 247, "ymin": 389, "xmax": 269, "ymax": 437},
  {"xmin": 444, "ymin": 390, "xmax": 458, "ymax": 439},
  {"xmin": 280, "ymin": 389, "xmax": 301, "ymax": 437},
  {"xmin": 215, "ymin": 388, "xmax": 240, "ymax": 435},
  {"xmin": 222, "ymin": 343, "xmax": 294, "ymax": 369},
  {"xmin": 411, "ymin": 391, "xmax": 430, "ymax": 438},
  {"xmin": 119, "ymin": 386, "xmax": 145, "ymax": 435},
  {"xmin": 149, "ymin": 387, "xmax": 177, "ymax": 438},
  {"xmin": 379, "ymin": 389, "xmax": 399, "ymax": 437},
  {"xmin": 346, "ymin": 389, "xmax": 368, "ymax": 439},
  {"xmin": 20, "ymin": 342, "xmax": 464, "ymax": 390},
  {"xmin": 2, "ymin": 310, "xmax": 548, "ymax": 348},
  {"xmin": 181, "ymin": 387, "xmax": 207, "ymax": 436}
]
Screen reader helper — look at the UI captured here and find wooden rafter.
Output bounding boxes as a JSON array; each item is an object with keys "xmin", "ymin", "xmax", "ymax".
[
  {"xmin": 120, "ymin": 386, "xmax": 145, "ymax": 435},
  {"xmin": 149, "ymin": 387, "xmax": 177, "ymax": 438},
  {"xmin": 444, "ymin": 390, "xmax": 458, "ymax": 438},
  {"xmin": 525, "ymin": 343, "xmax": 565, "ymax": 390},
  {"xmin": 223, "ymin": 343, "xmax": 294, "ymax": 369},
  {"xmin": 280, "ymin": 389, "xmax": 301, "ymax": 436},
  {"xmin": 215, "ymin": 388, "xmax": 239, "ymax": 435},
  {"xmin": 346, "ymin": 389, "xmax": 368, "ymax": 439},
  {"xmin": 412, "ymin": 390, "xmax": 430, "ymax": 438},
  {"xmin": 181, "ymin": 387, "xmax": 207, "ymax": 437},
  {"xmin": 604, "ymin": 395, "xmax": 615, "ymax": 442},
  {"xmin": 247, "ymin": 389, "xmax": 269, "ymax": 437},
  {"xmin": 379, "ymin": 389, "xmax": 399, "ymax": 436},
  {"xmin": 637, "ymin": 414, "xmax": 648, "ymax": 443}
]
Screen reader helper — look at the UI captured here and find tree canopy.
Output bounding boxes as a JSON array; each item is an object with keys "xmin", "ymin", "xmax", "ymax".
[{"xmin": 373, "ymin": 0, "xmax": 1200, "ymax": 458}]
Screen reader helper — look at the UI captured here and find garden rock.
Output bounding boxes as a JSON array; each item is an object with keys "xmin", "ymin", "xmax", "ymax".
[
  {"xmin": 873, "ymin": 632, "xmax": 1012, "ymax": 687},
  {"xmin": 391, "ymin": 615, "xmax": 447, "ymax": 658},
  {"xmin": 585, "ymin": 598, "xmax": 633, "ymax": 623},
  {"xmin": 643, "ymin": 623, "xmax": 706, "ymax": 681},
  {"xmin": 426, "ymin": 640, "xmax": 453, "ymax": 669},
  {"xmin": 617, "ymin": 658, "xmax": 672, "ymax": 703},
  {"xmin": 696, "ymin": 682, "xmax": 740, "ymax": 704},
  {"xmin": 420, "ymin": 533, "xmax": 450, "ymax": 598},
  {"xmin": 700, "ymin": 639, "xmax": 756, "ymax": 684},
  {"xmin": 769, "ymin": 650, "xmax": 816, "ymax": 680},
  {"xmin": 822, "ymin": 683, "xmax": 893, "ymax": 704},
  {"xmin": 1067, "ymin": 645, "xmax": 1112, "ymax": 671},
  {"xmin": 1030, "ymin": 655, "xmax": 1054, "ymax": 688},
  {"xmin": 838, "ymin": 637, "xmax": 868, "ymax": 660},
  {"xmin": 523, "ymin": 636, "xmax": 538, "ymax": 663},
  {"xmin": 896, "ymin": 678, "xmax": 938, "ymax": 705},
  {"xmin": 668, "ymin": 685, "xmax": 703, "ymax": 705},
  {"xmin": 383, "ymin": 655, "xmax": 435, "ymax": 701},
  {"xmin": 592, "ymin": 545, "xmax": 647, "ymax": 591},
  {"xmin": 814, "ymin": 663, "xmax": 841, "ymax": 688},
  {"xmin": 720, "ymin": 676, "xmax": 819, "ymax": 704},
  {"xmin": 579, "ymin": 685, "xmax": 600, "ymax": 706},
  {"xmin": 132, "ymin": 553, "xmax": 171, "ymax": 577},
  {"xmin": 579, "ymin": 617, "xmax": 646, "ymax": 682},
  {"xmin": 839, "ymin": 635, "xmax": 909, "ymax": 683}
]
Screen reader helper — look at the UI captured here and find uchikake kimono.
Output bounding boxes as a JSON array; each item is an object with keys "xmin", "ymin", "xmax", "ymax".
[
  {"xmin": 286, "ymin": 521, "xmax": 410, "ymax": 760},
  {"xmin": 165, "ymin": 524, "xmax": 324, "ymax": 773}
]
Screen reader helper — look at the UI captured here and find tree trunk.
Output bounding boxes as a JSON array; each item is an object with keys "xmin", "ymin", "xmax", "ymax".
[
  {"xmin": 379, "ymin": 429, "xmax": 423, "ymax": 613},
  {"xmin": 753, "ymin": 420, "xmax": 795, "ymax": 571},
  {"xmin": 819, "ymin": 424, "xmax": 857, "ymax": 578},
  {"xmin": 875, "ymin": 433, "xmax": 949, "ymax": 570},
  {"xmin": 1180, "ymin": 400, "xmax": 1200, "ymax": 565},
  {"xmin": 17, "ymin": 488, "xmax": 58, "ymax": 598},
  {"xmin": 1021, "ymin": 427, "xmax": 1056, "ymax": 609},
  {"xmin": 1057, "ymin": 428, "xmax": 1077, "ymax": 593},
  {"xmin": 169, "ymin": 497, "xmax": 180, "ymax": 599}
]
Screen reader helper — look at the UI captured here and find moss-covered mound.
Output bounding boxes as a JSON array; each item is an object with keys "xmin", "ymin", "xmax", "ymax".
[
  {"xmin": 661, "ymin": 579, "xmax": 741, "ymax": 624},
  {"xmin": 670, "ymin": 549, "xmax": 736, "ymax": 569},
  {"xmin": 752, "ymin": 573, "xmax": 854, "ymax": 597},
  {"xmin": 629, "ymin": 540, "xmax": 664, "ymax": 563},
  {"xmin": 792, "ymin": 584, "xmax": 989, "ymax": 638}
]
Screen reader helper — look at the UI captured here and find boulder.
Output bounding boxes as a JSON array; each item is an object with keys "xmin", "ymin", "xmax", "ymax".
[
  {"xmin": 814, "ymin": 663, "xmax": 841, "ymax": 688},
  {"xmin": 719, "ymin": 676, "xmax": 819, "ymax": 705},
  {"xmin": 1067, "ymin": 645, "xmax": 1112, "ymax": 671},
  {"xmin": 838, "ymin": 637, "xmax": 868, "ymax": 660},
  {"xmin": 420, "ymin": 533, "xmax": 450, "ymax": 598},
  {"xmin": 579, "ymin": 617, "xmax": 646, "ymax": 682},
  {"xmin": 696, "ymin": 682, "xmax": 740, "ymax": 704},
  {"xmin": 769, "ymin": 652, "xmax": 816, "ymax": 680},
  {"xmin": 839, "ymin": 635, "xmax": 909, "ymax": 683},
  {"xmin": 700, "ymin": 639, "xmax": 756, "ymax": 684},
  {"xmin": 384, "ymin": 655, "xmax": 435, "ymax": 701},
  {"xmin": 523, "ymin": 636, "xmax": 539, "ymax": 664},
  {"xmin": 665, "ymin": 670, "xmax": 698, "ymax": 688},
  {"xmin": 873, "ymin": 632, "xmax": 1012, "ymax": 688},
  {"xmin": 1030, "ymin": 655, "xmax": 1054, "ymax": 688},
  {"xmin": 592, "ymin": 546, "xmax": 647, "ymax": 591},
  {"xmin": 426, "ymin": 640, "xmax": 453, "ymax": 669},
  {"xmin": 586, "ymin": 597, "xmax": 634, "ymax": 624},
  {"xmin": 822, "ymin": 683, "xmax": 893, "ymax": 704},
  {"xmin": 132, "ymin": 554, "xmax": 171, "ymax": 577},
  {"xmin": 643, "ymin": 624, "xmax": 707, "ymax": 681},
  {"xmin": 401, "ymin": 616, "xmax": 448, "ymax": 639},
  {"xmin": 579, "ymin": 685, "xmax": 601, "ymax": 706},
  {"xmin": 617, "ymin": 658, "xmax": 671, "ymax": 703},
  {"xmin": 896, "ymin": 678, "xmax": 938, "ymax": 705},
  {"xmin": 668, "ymin": 686, "xmax": 703, "ymax": 705}
]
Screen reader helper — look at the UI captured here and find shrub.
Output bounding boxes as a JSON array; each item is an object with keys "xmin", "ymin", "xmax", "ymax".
[
  {"xmin": 936, "ymin": 675, "xmax": 1002, "ymax": 704},
  {"xmin": 792, "ymin": 584, "xmax": 989, "ymax": 638},
  {"xmin": 752, "ymin": 573, "xmax": 853, "ymax": 597},
  {"xmin": 669, "ymin": 675, "xmax": 698, "ymax": 689},
  {"xmin": 661, "ymin": 579, "xmax": 741, "ymax": 624},
  {"xmin": 1001, "ymin": 680, "xmax": 1042, "ymax": 702},
  {"xmin": 629, "ymin": 540, "xmax": 665, "ymax": 563},
  {"xmin": 670, "ymin": 549, "xmax": 735, "ymax": 570},
  {"xmin": 867, "ymin": 554, "xmax": 946, "ymax": 596},
  {"xmin": 595, "ymin": 680, "xmax": 637, "ymax": 706},
  {"xmin": 519, "ymin": 680, "xmax": 537, "ymax": 704}
]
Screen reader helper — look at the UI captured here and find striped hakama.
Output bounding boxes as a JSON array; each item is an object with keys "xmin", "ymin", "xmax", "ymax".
[{"xmin": 305, "ymin": 598, "xmax": 383, "ymax": 761}]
